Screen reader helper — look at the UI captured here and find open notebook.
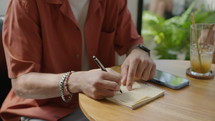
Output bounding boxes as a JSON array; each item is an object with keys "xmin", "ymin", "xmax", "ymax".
[{"xmin": 107, "ymin": 66, "xmax": 165, "ymax": 109}]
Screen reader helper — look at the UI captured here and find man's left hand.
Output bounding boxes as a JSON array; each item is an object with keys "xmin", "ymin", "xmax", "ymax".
[{"xmin": 121, "ymin": 48, "xmax": 156, "ymax": 91}]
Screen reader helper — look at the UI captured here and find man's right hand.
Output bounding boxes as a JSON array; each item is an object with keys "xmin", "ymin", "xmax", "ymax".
[{"xmin": 68, "ymin": 68, "xmax": 122, "ymax": 99}]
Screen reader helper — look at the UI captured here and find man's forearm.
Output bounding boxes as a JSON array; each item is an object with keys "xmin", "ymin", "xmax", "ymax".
[
  {"xmin": 12, "ymin": 72, "xmax": 67, "ymax": 99},
  {"xmin": 11, "ymin": 69, "xmax": 122, "ymax": 100}
]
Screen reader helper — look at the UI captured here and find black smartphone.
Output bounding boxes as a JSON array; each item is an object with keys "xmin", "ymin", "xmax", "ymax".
[{"xmin": 149, "ymin": 70, "xmax": 190, "ymax": 90}]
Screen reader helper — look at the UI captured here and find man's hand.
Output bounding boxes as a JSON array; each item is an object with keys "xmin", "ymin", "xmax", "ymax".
[
  {"xmin": 121, "ymin": 48, "xmax": 156, "ymax": 91},
  {"xmin": 68, "ymin": 68, "xmax": 121, "ymax": 99}
]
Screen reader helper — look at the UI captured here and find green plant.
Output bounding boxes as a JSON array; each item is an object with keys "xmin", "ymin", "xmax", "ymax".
[{"xmin": 142, "ymin": 3, "xmax": 215, "ymax": 60}]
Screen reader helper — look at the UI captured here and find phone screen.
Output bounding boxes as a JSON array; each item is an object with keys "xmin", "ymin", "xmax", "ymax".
[{"xmin": 150, "ymin": 70, "xmax": 190, "ymax": 89}]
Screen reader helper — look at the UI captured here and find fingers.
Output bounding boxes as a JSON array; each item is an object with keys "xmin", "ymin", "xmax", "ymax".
[
  {"xmin": 85, "ymin": 70, "xmax": 121, "ymax": 99},
  {"xmin": 149, "ymin": 64, "xmax": 156, "ymax": 79},
  {"xmin": 121, "ymin": 48, "xmax": 156, "ymax": 91},
  {"xmin": 94, "ymin": 79, "xmax": 120, "ymax": 91},
  {"xmin": 140, "ymin": 61, "xmax": 152, "ymax": 81},
  {"xmin": 121, "ymin": 64, "xmax": 128, "ymax": 86},
  {"xmin": 106, "ymin": 68, "xmax": 122, "ymax": 84},
  {"xmin": 136, "ymin": 61, "xmax": 147, "ymax": 80},
  {"xmin": 126, "ymin": 60, "xmax": 138, "ymax": 90},
  {"xmin": 89, "ymin": 80, "xmax": 120, "ymax": 99},
  {"xmin": 91, "ymin": 88, "xmax": 116, "ymax": 99}
]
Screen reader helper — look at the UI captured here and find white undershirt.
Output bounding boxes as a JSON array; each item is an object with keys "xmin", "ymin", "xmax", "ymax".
[{"xmin": 68, "ymin": 0, "xmax": 90, "ymax": 71}]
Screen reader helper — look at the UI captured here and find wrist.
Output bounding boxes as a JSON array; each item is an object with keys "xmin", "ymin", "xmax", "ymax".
[
  {"xmin": 59, "ymin": 71, "xmax": 73, "ymax": 102},
  {"xmin": 137, "ymin": 44, "xmax": 150, "ymax": 56},
  {"xmin": 129, "ymin": 44, "xmax": 150, "ymax": 56},
  {"xmin": 67, "ymin": 72, "xmax": 82, "ymax": 93}
]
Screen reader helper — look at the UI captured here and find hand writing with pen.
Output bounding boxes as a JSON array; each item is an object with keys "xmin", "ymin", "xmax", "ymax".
[{"xmin": 66, "ymin": 48, "xmax": 155, "ymax": 99}]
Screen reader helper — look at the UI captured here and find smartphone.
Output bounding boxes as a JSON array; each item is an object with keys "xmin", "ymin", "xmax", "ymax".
[{"xmin": 149, "ymin": 70, "xmax": 190, "ymax": 90}]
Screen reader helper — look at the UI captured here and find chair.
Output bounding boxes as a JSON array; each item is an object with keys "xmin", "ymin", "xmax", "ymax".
[{"xmin": 0, "ymin": 16, "xmax": 11, "ymax": 107}]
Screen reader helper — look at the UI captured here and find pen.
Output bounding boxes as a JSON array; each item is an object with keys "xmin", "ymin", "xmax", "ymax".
[{"xmin": 93, "ymin": 56, "xmax": 122, "ymax": 93}]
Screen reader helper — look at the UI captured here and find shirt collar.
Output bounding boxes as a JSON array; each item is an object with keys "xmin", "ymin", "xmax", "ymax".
[{"xmin": 45, "ymin": 0, "xmax": 103, "ymax": 27}]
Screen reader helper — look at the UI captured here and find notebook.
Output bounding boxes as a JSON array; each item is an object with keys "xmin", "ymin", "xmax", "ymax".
[{"xmin": 107, "ymin": 66, "xmax": 165, "ymax": 109}]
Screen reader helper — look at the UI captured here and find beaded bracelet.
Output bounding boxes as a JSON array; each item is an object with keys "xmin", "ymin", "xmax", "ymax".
[
  {"xmin": 59, "ymin": 71, "xmax": 73, "ymax": 102},
  {"xmin": 65, "ymin": 71, "xmax": 74, "ymax": 95}
]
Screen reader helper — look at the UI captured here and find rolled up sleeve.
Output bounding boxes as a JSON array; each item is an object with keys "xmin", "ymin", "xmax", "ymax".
[
  {"xmin": 114, "ymin": 0, "xmax": 143, "ymax": 55},
  {"xmin": 3, "ymin": 0, "xmax": 42, "ymax": 78}
]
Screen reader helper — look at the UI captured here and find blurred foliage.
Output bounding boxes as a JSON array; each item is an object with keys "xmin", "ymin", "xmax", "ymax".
[{"xmin": 142, "ymin": 3, "xmax": 215, "ymax": 60}]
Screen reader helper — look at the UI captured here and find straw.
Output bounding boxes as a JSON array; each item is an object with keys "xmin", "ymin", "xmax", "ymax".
[{"xmin": 205, "ymin": 24, "xmax": 215, "ymax": 44}]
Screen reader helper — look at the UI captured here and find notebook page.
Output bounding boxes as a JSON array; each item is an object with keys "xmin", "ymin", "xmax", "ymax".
[{"xmin": 107, "ymin": 82, "xmax": 164, "ymax": 108}]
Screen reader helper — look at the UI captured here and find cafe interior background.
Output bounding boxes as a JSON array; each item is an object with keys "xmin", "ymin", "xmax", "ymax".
[{"xmin": 0, "ymin": 0, "xmax": 215, "ymax": 109}]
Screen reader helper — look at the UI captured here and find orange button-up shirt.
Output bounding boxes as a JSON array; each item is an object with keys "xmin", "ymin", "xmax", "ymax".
[{"xmin": 1, "ymin": 0, "xmax": 143, "ymax": 120}]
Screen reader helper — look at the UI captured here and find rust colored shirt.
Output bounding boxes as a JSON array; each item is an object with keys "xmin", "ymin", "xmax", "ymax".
[{"xmin": 1, "ymin": 0, "xmax": 143, "ymax": 120}]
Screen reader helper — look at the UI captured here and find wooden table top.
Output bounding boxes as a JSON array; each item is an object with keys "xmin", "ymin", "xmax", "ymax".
[{"xmin": 79, "ymin": 60, "xmax": 215, "ymax": 121}]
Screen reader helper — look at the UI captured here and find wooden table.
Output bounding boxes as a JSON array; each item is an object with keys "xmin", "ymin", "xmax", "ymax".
[{"xmin": 79, "ymin": 60, "xmax": 215, "ymax": 121}]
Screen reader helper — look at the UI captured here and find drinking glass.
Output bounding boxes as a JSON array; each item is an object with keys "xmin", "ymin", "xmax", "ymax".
[{"xmin": 187, "ymin": 23, "xmax": 215, "ymax": 79}]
